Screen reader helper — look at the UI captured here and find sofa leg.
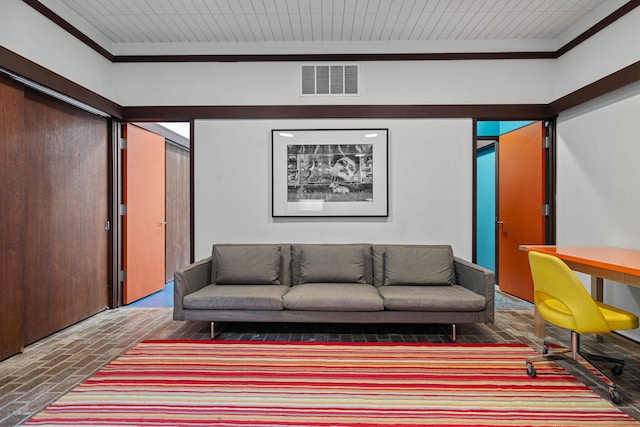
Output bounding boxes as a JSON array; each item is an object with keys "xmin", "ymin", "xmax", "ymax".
[
  {"xmin": 210, "ymin": 322, "xmax": 215, "ymax": 340},
  {"xmin": 452, "ymin": 324, "xmax": 457, "ymax": 342}
]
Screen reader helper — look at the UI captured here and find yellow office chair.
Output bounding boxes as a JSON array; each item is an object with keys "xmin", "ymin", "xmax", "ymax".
[{"xmin": 525, "ymin": 251, "xmax": 639, "ymax": 404}]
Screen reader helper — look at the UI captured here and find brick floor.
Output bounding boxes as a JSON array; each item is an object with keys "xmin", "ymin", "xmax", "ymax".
[{"xmin": 1, "ymin": 306, "xmax": 640, "ymax": 425}]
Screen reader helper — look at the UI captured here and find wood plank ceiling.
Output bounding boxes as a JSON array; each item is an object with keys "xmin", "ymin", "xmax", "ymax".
[{"xmin": 39, "ymin": 0, "xmax": 610, "ymax": 53}]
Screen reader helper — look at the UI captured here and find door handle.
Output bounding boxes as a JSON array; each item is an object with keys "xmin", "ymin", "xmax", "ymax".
[{"xmin": 160, "ymin": 221, "xmax": 167, "ymax": 226}]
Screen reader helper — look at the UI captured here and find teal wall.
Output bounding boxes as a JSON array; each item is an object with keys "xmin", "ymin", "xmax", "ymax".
[
  {"xmin": 478, "ymin": 121, "xmax": 533, "ymax": 137},
  {"xmin": 476, "ymin": 121, "xmax": 499, "ymax": 137},
  {"xmin": 476, "ymin": 145, "xmax": 495, "ymax": 272}
]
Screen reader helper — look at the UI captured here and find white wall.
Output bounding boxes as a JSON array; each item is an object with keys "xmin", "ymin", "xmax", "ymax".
[
  {"xmin": 194, "ymin": 119, "xmax": 473, "ymax": 261},
  {"xmin": 555, "ymin": 7, "xmax": 640, "ymax": 99},
  {"xmin": 553, "ymin": 5, "xmax": 640, "ymax": 342},
  {"xmin": 2, "ymin": 0, "xmax": 556, "ymax": 106},
  {"xmin": 556, "ymin": 86, "xmax": 640, "ymax": 340},
  {"xmin": 6, "ymin": 0, "xmax": 640, "ymax": 108},
  {"xmin": 0, "ymin": 0, "xmax": 113, "ymax": 100},
  {"xmin": 3, "ymin": 0, "xmax": 639, "ymax": 107},
  {"xmin": 111, "ymin": 59, "xmax": 555, "ymax": 106}
]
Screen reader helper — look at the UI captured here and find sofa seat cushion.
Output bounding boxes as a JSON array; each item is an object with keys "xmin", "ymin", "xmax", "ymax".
[
  {"xmin": 183, "ymin": 285, "xmax": 289, "ymax": 310},
  {"xmin": 378, "ymin": 285, "xmax": 486, "ymax": 312},
  {"xmin": 283, "ymin": 283, "xmax": 384, "ymax": 311}
]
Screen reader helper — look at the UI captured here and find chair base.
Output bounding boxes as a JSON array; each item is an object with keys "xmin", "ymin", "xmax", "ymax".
[{"xmin": 526, "ymin": 330, "xmax": 624, "ymax": 404}]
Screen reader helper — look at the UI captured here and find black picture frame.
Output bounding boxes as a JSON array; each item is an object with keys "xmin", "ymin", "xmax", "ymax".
[{"xmin": 272, "ymin": 128, "xmax": 389, "ymax": 217}]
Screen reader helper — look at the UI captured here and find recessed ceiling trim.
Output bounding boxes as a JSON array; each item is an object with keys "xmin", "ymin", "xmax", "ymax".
[{"xmin": 112, "ymin": 51, "xmax": 558, "ymax": 63}]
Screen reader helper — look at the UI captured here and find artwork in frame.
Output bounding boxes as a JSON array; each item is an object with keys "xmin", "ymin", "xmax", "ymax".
[{"xmin": 272, "ymin": 129, "xmax": 388, "ymax": 217}]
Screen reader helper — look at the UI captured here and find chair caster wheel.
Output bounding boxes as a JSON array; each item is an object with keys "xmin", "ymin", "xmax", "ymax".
[
  {"xmin": 542, "ymin": 345, "xmax": 549, "ymax": 355},
  {"xmin": 609, "ymin": 386, "xmax": 621, "ymax": 404},
  {"xmin": 612, "ymin": 363, "xmax": 624, "ymax": 376},
  {"xmin": 526, "ymin": 362, "xmax": 537, "ymax": 378}
]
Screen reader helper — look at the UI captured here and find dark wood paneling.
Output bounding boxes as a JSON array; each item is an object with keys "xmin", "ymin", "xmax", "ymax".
[
  {"xmin": 22, "ymin": 89, "xmax": 109, "ymax": 344},
  {"xmin": 0, "ymin": 75, "xmax": 26, "ymax": 361},
  {"xmin": 165, "ymin": 144, "xmax": 190, "ymax": 283}
]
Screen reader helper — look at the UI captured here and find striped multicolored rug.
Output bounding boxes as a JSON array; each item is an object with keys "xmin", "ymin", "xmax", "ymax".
[{"xmin": 25, "ymin": 340, "xmax": 639, "ymax": 426}]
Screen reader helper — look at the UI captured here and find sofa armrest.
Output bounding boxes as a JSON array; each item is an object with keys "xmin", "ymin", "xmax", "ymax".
[
  {"xmin": 173, "ymin": 256, "xmax": 212, "ymax": 320},
  {"xmin": 453, "ymin": 257, "xmax": 495, "ymax": 323}
]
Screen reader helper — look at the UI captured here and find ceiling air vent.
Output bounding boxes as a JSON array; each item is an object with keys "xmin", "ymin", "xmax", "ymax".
[{"xmin": 301, "ymin": 65, "xmax": 358, "ymax": 96}]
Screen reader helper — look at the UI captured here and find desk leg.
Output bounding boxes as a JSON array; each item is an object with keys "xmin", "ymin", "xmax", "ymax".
[
  {"xmin": 534, "ymin": 305, "xmax": 546, "ymax": 338},
  {"xmin": 591, "ymin": 276, "xmax": 604, "ymax": 302},
  {"xmin": 590, "ymin": 276, "xmax": 605, "ymax": 340}
]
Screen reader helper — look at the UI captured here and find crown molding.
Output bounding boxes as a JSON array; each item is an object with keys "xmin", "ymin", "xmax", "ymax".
[{"xmin": 113, "ymin": 52, "xmax": 558, "ymax": 63}]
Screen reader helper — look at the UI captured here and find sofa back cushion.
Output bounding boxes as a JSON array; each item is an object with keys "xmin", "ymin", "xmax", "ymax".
[
  {"xmin": 211, "ymin": 244, "xmax": 291, "ymax": 286},
  {"xmin": 373, "ymin": 245, "xmax": 455, "ymax": 286},
  {"xmin": 292, "ymin": 244, "xmax": 372, "ymax": 285}
]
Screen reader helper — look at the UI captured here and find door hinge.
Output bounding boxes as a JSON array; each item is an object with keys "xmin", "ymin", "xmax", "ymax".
[
  {"xmin": 119, "ymin": 137, "xmax": 127, "ymax": 150},
  {"xmin": 542, "ymin": 136, "xmax": 550, "ymax": 149},
  {"xmin": 542, "ymin": 203, "xmax": 550, "ymax": 216},
  {"xmin": 119, "ymin": 204, "xmax": 127, "ymax": 215},
  {"xmin": 119, "ymin": 270, "xmax": 127, "ymax": 282}
]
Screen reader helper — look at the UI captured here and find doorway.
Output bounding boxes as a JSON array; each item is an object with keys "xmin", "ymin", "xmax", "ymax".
[
  {"xmin": 123, "ymin": 124, "xmax": 166, "ymax": 304},
  {"xmin": 475, "ymin": 121, "xmax": 553, "ymax": 303},
  {"xmin": 119, "ymin": 122, "xmax": 191, "ymax": 306}
]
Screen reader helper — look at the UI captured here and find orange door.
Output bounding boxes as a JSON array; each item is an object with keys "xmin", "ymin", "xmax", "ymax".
[
  {"xmin": 497, "ymin": 122, "xmax": 546, "ymax": 302},
  {"xmin": 123, "ymin": 124, "xmax": 166, "ymax": 304}
]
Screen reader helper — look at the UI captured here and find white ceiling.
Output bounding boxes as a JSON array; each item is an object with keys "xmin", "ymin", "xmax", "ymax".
[{"xmin": 37, "ymin": 0, "xmax": 627, "ymax": 56}]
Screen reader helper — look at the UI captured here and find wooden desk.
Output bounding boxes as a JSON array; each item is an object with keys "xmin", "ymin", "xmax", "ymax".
[{"xmin": 520, "ymin": 245, "xmax": 640, "ymax": 337}]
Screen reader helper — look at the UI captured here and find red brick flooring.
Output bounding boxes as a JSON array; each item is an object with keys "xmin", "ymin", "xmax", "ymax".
[{"xmin": 1, "ymin": 307, "xmax": 639, "ymax": 425}]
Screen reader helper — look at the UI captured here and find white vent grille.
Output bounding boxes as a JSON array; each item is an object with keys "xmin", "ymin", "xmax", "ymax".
[{"xmin": 301, "ymin": 65, "xmax": 358, "ymax": 96}]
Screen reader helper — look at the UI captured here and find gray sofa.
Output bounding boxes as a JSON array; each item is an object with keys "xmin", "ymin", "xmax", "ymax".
[{"xmin": 174, "ymin": 243, "xmax": 495, "ymax": 341}]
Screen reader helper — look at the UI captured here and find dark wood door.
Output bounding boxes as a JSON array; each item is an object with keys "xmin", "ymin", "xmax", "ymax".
[
  {"xmin": 497, "ymin": 122, "xmax": 546, "ymax": 302},
  {"xmin": 22, "ymin": 89, "xmax": 109, "ymax": 344},
  {"xmin": 0, "ymin": 76, "xmax": 26, "ymax": 360},
  {"xmin": 165, "ymin": 143, "xmax": 190, "ymax": 282},
  {"xmin": 0, "ymin": 76, "xmax": 110, "ymax": 358}
]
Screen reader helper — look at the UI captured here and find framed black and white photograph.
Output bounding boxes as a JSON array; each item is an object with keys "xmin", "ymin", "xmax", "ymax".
[{"xmin": 272, "ymin": 129, "xmax": 388, "ymax": 217}]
